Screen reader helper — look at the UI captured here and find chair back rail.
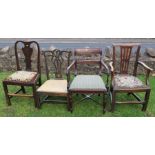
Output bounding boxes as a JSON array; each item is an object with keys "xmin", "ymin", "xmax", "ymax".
[
  {"xmin": 75, "ymin": 48, "xmax": 102, "ymax": 55},
  {"xmin": 73, "ymin": 48, "xmax": 103, "ymax": 75}
]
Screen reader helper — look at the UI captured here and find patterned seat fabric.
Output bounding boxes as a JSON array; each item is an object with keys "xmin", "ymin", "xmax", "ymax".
[
  {"xmin": 69, "ymin": 75, "xmax": 106, "ymax": 91},
  {"xmin": 7, "ymin": 71, "xmax": 37, "ymax": 82},
  {"xmin": 113, "ymin": 74, "xmax": 144, "ymax": 88}
]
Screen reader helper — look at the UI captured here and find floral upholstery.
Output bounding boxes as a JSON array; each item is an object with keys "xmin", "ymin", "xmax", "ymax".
[
  {"xmin": 113, "ymin": 74, "xmax": 144, "ymax": 88},
  {"xmin": 7, "ymin": 71, "xmax": 37, "ymax": 82},
  {"xmin": 69, "ymin": 75, "xmax": 106, "ymax": 91}
]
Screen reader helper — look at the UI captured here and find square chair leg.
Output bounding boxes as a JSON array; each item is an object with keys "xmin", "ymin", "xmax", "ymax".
[
  {"xmin": 142, "ymin": 90, "xmax": 151, "ymax": 111},
  {"xmin": 3, "ymin": 82, "xmax": 11, "ymax": 106}
]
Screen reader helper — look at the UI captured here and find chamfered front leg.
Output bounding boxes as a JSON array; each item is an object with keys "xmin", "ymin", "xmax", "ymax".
[
  {"xmin": 68, "ymin": 91, "xmax": 73, "ymax": 113},
  {"xmin": 142, "ymin": 90, "xmax": 151, "ymax": 111}
]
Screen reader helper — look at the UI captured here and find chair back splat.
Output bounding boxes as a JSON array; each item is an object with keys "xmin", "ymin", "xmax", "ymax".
[
  {"xmin": 15, "ymin": 41, "xmax": 41, "ymax": 74},
  {"xmin": 112, "ymin": 43, "xmax": 140, "ymax": 76},
  {"xmin": 43, "ymin": 49, "xmax": 71, "ymax": 80}
]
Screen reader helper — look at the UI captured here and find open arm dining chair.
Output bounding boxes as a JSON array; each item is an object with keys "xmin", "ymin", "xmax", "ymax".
[
  {"xmin": 67, "ymin": 48, "xmax": 109, "ymax": 113},
  {"xmin": 109, "ymin": 43, "xmax": 153, "ymax": 112}
]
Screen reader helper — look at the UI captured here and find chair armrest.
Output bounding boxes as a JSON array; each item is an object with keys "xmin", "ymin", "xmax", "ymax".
[
  {"xmin": 138, "ymin": 61, "xmax": 153, "ymax": 85},
  {"xmin": 138, "ymin": 61, "xmax": 153, "ymax": 72},
  {"xmin": 66, "ymin": 60, "xmax": 76, "ymax": 88},
  {"xmin": 66, "ymin": 60, "xmax": 76, "ymax": 75},
  {"xmin": 109, "ymin": 61, "xmax": 114, "ymax": 81},
  {"xmin": 101, "ymin": 60, "xmax": 110, "ymax": 74},
  {"xmin": 100, "ymin": 60, "xmax": 110, "ymax": 89},
  {"xmin": 109, "ymin": 61, "xmax": 114, "ymax": 72}
]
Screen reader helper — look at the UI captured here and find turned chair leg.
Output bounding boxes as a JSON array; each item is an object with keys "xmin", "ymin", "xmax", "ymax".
[
  {"xmin": 142, "ymin": 90, "xmax": 150, "ymax": 111},
  {"xmin": 3, "ymin": 82, "xmax": 11, "ymax": 106},
  {"xmin": 103, "ymin": 93, "xmax": 106, "ymax": 114},
  {"xmin": 111, "ymin": 91, "xmax": 116, "ymax": 112}
]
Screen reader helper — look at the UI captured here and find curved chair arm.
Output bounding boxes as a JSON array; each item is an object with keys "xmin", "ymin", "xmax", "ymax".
[
  {"xmin": 138, "ymin": 61, "xmax": 153, "ymax": 85},
  {"xmin": 109, "ymin": 61, "xmax": 114, "ymax": 81},
  {"xmin": 138, "ymin": 61, "xmax": 153, "ymax": 71},
  {"xmin": 101, "ymin": 60, "xmax": 110, "ymax": 74},
  {"xmin": 66, "ymin": 60, "xmax": 76, "ymax": 88}
]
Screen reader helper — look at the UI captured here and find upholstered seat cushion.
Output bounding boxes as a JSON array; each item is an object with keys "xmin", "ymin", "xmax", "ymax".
[
  {"xmin": 69, "ymin": 75, "xmax": 106, "ymax": 91},
  {"xmin": 113, "ymin": 74, "xmax": 145, "ymax": 88},
  {"xmin": 37, "ymin": 80, "xmax": 67, "ymax": 94},
  {"xmin": 6, "ymin": 71, "xmax": 37, "ymax": 82}
]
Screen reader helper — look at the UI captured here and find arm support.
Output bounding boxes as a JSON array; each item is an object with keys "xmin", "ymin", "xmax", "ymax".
[
  {"xmin": 109, "ymin": 61, "xmax": 114, "ymax": 80},
  {"xmin": 100, "ymin": 60, "xmax": 110, "ymax": 88},
  {"xmin": 138, "ymin": 61, "xmax": 153, "ymax": 85},
  {"xmin": 66, "ymin": 60, "xmax": 76, "ymax": 88},
  {"xmin": 101, "ymin": 60, "xmax": 110, "ymax": 74},
  {"xmin": 138, "ymin": 61, "xmax": 153, "ymax": 71}
]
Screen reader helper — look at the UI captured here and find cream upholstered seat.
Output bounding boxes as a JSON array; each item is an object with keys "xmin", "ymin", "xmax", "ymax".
[
  {"xmin": 69, "ymin": 75, "xmax": 106, "ymax": 91},
  {"xmin": 113, "ymin": 74, "xmax": 145, "ymax": 88},
  {"xmin": 6, "ymin": 71, "xmax": 37, "ymax": 82},
  {"xmin": 37, "ymin": 80, "xmax": 67, "ymax": 94}
]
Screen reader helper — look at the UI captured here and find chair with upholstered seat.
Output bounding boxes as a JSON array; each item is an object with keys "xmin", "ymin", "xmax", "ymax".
[
  {"xmin": 36, "ymin": 49, "xmax": 71, "ymax": 109},
  {"xmin": 67, "ymin": 48, "xmax": 109, "ymax": 113},
  {"xmin": 109, "ymin": 43, "xmax": 153, "ymax": 112},
  {"xmin": 3, "ymin": 41, "xmax": 41, "ymax": 107}
]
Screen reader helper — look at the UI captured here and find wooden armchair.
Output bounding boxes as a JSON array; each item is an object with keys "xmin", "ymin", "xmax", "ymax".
[
  {"xmin": 109, "ymin": 43, "xmax": 153, "ymax": 112},
  {"xmin": 67, "ymin": 48, "xmax": 109, "ymax": 113},
  {"xmin": 3, "ymin": 41, "xmax": 41, "ymax": 107},
  {"xmin": 36, "ymin": 49, "xmax": 71, "ymax": 110}
]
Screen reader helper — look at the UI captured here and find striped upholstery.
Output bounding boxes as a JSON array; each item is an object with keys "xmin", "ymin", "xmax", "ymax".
[{"xmin": 69, "ymin": 75, "xmax": 106, "ymax": 91}]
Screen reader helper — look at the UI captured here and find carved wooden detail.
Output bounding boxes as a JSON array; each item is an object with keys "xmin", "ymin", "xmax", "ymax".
[
  {"xmin": 43, "ymin": 49, "xmax": 71, "ymax": 79},
  {"xmin": 51, "ymin": 49, "xmax": 64, "ymax": 78},
  {"xmin": 15, "ymin": 41, "xmax": 41, "ymax": 74},
  {"xmin": 22, "ymin": 42, "xmax": 33, "ymax": 70}
]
